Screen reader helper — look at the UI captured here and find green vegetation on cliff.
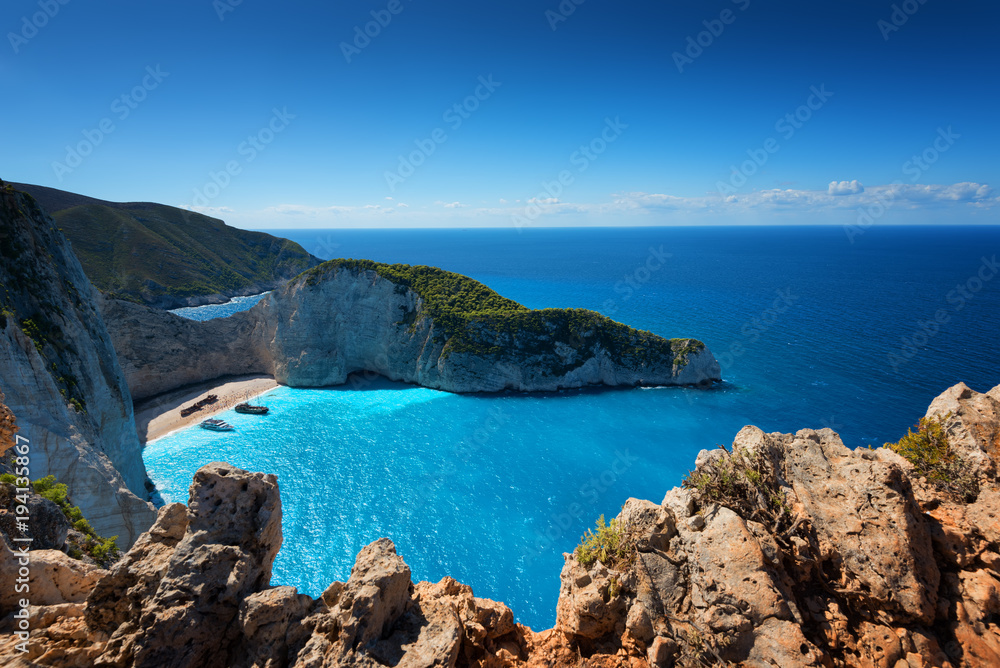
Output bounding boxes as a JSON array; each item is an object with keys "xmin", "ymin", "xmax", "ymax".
[
  {"xmin": 576, "ymin": 514, "xmax": 632, "ymax": 569},
  {"xmin": 301, "ymin": 258, "xmax": 705, "ymax": 366},
  {"xmin": 12, "ymin": 182, "xmax": 320, "ymax": 307},
  {"xmin": 883, "ymin": 414, "xmax": 979, "ymax": 502},
  {"xmin": 0, "ymin": 472, "xmax": 120, "ymax": 565}
]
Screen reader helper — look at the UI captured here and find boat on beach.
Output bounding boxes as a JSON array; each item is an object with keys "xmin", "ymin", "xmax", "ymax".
[
  {"xmin": 181, "ymin": 394, "xmax": 221, "ymax": 417},
  {"xmin": 199, "ymin": 418, "xmax": 234, "ymax": 432}
]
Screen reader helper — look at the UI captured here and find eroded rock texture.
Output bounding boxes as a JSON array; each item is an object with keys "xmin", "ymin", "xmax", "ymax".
[{"xmin": 4, "ymin": 383, "xmax": 1000, "ymax": 667}]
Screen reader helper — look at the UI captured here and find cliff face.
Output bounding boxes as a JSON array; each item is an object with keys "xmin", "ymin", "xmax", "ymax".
[
  {"xmin": 4, "ymin": 382, "xmax": 1000, "ymax": 668},
  {"xmin": 263, "ymin": 264, "xmax": 719, "ymax": 392},
  {"xmin": 0, "ymin": 182, "xmax": 155, "ymax": 547},
  {"xmin": 99, "ymin": 298, "xmax": 272, "ymax": 402},
  {"xmin": 102, "ymin": 262, "xmax": 720, "ymax": 399}
]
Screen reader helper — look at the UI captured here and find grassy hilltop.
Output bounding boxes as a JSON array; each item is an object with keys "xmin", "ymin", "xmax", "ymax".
[
  {"xmin": 300, "ymin": 258, "xmax": 704, "ymax": 366},
  {"xmin": 14, "ymin": 183, "xmax": 320, "ymax": 308}
]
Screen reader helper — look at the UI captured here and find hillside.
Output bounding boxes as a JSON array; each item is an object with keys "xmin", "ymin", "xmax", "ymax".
[{"xmin": 12, "ymin": 183, "xmax": 321, "ymax": 309}]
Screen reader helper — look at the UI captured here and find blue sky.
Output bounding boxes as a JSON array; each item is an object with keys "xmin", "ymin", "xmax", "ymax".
[{"xmin": 2, "ymin": 0, "xmax": 997, "ymax": 228}]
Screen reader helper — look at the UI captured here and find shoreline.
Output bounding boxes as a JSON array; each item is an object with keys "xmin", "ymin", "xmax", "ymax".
[{"xmin": 134, "ymin": 374, "xmax": 280, "ymax": 444}]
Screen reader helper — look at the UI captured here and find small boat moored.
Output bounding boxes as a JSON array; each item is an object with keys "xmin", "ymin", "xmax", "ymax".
[
  {"xmin": 235, "ymin": 403, "xmax": 269, "ymax": 415},
  {"xmin": 200, "ymin": 418, "xmax": 235, "ymax": 432}
]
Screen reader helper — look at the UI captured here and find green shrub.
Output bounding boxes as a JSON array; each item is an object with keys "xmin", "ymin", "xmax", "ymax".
[
  {"xmin": 73, "ymin": 518, "xmax": 94, "ymax": 536},
  {"xmin": 576, "ymin": 515, "xmax": 631, "ymax": 568},
  {"xmin": 89, "ymin": 536, "xmax": 119, "ymax": 563},
  {"xmin": 33, "ymin": 475, "xmax": 69, "ymax": 506},
  {"xmin": 29, "ymin": 473, "xmax": 120, "ymax": 564},
  {"xmin": 0, "ymin": 473, "xmax": 16, "ymax": 484},
  {"xmin": 884, "ymin": 413, "xmax": 979, "ymax": 502},
  {"xmin": 683, "ymin": 445, "xmax": 796, "ymax": 535}
]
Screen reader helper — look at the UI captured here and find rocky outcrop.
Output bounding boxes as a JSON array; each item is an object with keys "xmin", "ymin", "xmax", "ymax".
[
  {"xmin": 0, "ymin": 483, "xmax": 70, "ymax": 551},
  {"xmin": 102, "ymin": 262, "xmax": 720, "ymax": 399},
  {"xmin": 261, "ymin": 262, "xmax": 719, "ymax": 392},
  {"xmin": 0, "ymin": 181, "xmax": 154, "ymax": 547},
  {"xmin": 4, "ymin": 382, "xmax": 1000, "ymax": 667},
  {"xmin": 0, "ymin": 463, "xmax": 527, "ymax": 667},
  {"xmin": 0, "ymin": 540, "xmax": 106, "ymax": 612}
]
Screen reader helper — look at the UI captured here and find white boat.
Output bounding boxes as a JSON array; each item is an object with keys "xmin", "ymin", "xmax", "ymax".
[{"xmin": 199, "ymin": 418, "xmax": 234, "ymax": 432}]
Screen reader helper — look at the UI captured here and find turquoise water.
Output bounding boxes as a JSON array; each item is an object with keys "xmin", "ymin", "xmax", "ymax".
[
  {"xmin": 145, "ymin": 380, "xmax": 746, "ymax": 630},
  {"xmin": 145, "ymin": 226, "xmax": 1000, "ymax": 630}
]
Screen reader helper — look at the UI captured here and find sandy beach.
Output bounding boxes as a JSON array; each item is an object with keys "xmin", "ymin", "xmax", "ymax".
[{"xmin": 134, "ymin": 374, "xmax": 279, "ymax": 443}]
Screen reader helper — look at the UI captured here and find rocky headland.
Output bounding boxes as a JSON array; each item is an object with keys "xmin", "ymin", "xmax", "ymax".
[
  {"xmin": 0, "ymin": 177, "xmax": 717, "ymax": 569},
  {"xmin": 4, "ymin": 381, "xmax": 1000, "ymax": 667},
  {"xmin": 0, "ymin": 183, "xmax": 154, "ymax": 547},
  {"xmin": 103, "ymin": 259, "xmax": 721, "ymax": 399}
]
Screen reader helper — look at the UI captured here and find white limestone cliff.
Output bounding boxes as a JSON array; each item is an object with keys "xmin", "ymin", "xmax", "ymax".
[{"xmin": 0, "ymin": 184, "xmax": 155, "ymax": 547}]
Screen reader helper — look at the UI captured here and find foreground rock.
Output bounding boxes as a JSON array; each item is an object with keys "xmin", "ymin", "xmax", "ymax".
[
  {"xmin": 4, "ymin": 382, "xmax": 1000, "ymax": 667},
  {"xmin": 103, "ymin": 260, "xmax": 720, "ymax": 399},
  {"xmin": 0, "ymin": 463, "xmax": 526, "ymax": 667},
  {"xmin": 0, "ymin": 181, "xmax": 155, "ymax": 547}
]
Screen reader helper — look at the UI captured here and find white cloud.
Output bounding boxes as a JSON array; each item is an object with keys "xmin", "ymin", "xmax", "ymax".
[
  {"xmin": 216, "ymin": 181, "xmax": 997, "ymax": 230},
  {"xmin": 828, "ymin": 180, "xmax": 864, "ymax": 196}
]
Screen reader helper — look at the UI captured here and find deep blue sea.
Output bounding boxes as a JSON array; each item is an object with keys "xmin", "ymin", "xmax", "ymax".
[{"xmin": 144, "ymin": 225, "xmax": 1000, "ymax": 630}]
